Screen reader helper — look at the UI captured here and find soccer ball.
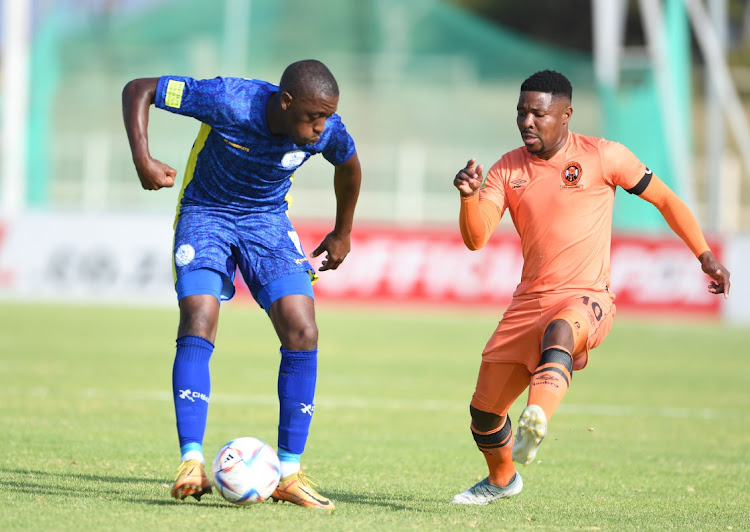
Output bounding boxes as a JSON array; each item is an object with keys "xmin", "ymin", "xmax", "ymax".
[{"xmin": 211, "ymin": 437, "xmax": 281, "ymax": 505}]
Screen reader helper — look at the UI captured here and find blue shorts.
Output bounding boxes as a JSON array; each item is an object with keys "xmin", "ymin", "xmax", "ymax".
[{"xmin": 173, "ymin": 209, "xmax": 316, "ymax": 310}]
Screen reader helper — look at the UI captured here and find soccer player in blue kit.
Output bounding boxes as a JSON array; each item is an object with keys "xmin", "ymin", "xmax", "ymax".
[{"xmin": 122, "ymin": 60, "xmax": 361, "ymax": 511}]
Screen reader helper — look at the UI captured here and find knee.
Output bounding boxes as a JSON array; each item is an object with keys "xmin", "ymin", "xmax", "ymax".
[
  {"xmin": 542, "ymin": 319, "xmax": 574, "ymax": 351},
  {"xmin": 178, "ymin": 295, "xmax": 219, "ymax": 341},
  {"xmin": 281, "ymin": 321, "xmax": 319, "ymax": 351},
  {"xmin": 469, "ymin": 405, "xmax": 505, "ymax": 433}
]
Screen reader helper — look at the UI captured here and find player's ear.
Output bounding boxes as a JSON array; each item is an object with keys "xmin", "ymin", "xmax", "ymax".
[
  {"xmin": 280, "ymin": 91, "xmax": 293, "ymax": 111},
  {"xmin": 562, "ymin": 106, "xmax": 572, "ymax": 124}
]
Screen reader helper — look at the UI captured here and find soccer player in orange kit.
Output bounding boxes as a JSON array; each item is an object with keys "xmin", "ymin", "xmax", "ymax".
[{"xmin": 450, "ymin": 70, "xmax": 731, "ymax": 505}]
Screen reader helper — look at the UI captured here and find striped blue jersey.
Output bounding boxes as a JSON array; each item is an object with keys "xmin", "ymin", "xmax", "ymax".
[{"xmin": 154, "ymin": 75, "xmax": 356, "ymax": 214}]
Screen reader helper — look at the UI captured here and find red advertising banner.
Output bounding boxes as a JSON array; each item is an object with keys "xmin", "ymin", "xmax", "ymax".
[
  {"xmin": 0, "ymin": 214, "xmax": 722, "ymax": 316},
  {"xmin": 608, "ymin": 234, "xmax": 721, "ymax": 314},
  {"xmin": 235, "ymin": 223, "xmax": 721, "ymax": 316}
]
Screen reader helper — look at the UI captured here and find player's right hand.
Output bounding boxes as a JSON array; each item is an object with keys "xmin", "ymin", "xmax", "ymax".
[
  {"xmin": 454, "ymin": 158, "xmax": 483, "ymax": 197},
  {"xmin": 135, "ymin": 157, "xmax": 177, "ymax": 190}
]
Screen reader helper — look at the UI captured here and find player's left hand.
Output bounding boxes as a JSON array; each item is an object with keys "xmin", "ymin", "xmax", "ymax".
[
  {"xmin": 310, "ymin": 231, "xmax": 351, "ymax": 271},
  {"xmin": 698, "ymin": 251, "xmax": 730, "ymax": 298}
]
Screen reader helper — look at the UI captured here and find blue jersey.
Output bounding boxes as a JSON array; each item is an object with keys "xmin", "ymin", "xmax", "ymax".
[{"xmin": 154, "ymin": 76, "xmax": 356, "ymax": 214}]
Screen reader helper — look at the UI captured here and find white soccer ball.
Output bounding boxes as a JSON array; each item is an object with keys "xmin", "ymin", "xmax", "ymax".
[{"xmin": 211, "ymin": 437, "xmax": 281, "ymax": 505}]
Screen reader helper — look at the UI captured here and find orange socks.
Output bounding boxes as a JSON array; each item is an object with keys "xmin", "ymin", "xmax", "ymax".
[
  {"xmin": 471, "ymin": 417, "xmax": 516, "ymax": 487},
  {"xmin": 527, "ymin": 346, "xmax": 574, "ymax": 421},
  {"xmin": 470, "ymin": 348, "xmax": 574, "ymax": 485}
]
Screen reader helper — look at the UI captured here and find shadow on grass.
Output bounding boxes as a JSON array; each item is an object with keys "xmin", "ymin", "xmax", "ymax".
[
  {"xmin": 2, "ymin": 468, "xmax": 187, "ymax": 506},
  {"xmin": 2, "ymin": 467, "xmax": 168, "ymax": 485},
  {"xmin": 3, "ymin": 468, "xmax": 418, "ymax": 512},
  {"xmin": 323, "ymin": 488, "xmax": 423, "ymax": 512}
]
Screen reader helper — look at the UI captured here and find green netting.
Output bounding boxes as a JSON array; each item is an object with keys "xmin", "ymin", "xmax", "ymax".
[
  {"xmin": 58, "ymin": 0, "xmax": 594, "ymax": 83},
  {"xmin": 19, "ymin": 0, "xmax": 684, "ymax": 230}
]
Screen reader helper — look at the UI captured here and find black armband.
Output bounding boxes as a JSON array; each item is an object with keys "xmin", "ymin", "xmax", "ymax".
[{"xmin": 626, "ymin": 169, "xmax": 653, "ymax": 195}]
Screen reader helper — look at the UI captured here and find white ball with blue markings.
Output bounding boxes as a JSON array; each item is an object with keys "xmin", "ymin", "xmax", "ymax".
[{"xmin": 211, "ymin": 437, "xmax": 281, "ymax": 505}]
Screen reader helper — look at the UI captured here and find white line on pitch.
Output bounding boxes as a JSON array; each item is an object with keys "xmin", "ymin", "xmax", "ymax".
[{"xmin": 11, "ymin": 387, "xmax": 743, "ymax": 420}]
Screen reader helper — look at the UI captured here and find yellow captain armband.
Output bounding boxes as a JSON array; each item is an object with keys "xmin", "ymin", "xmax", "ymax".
[{"xmin": 165, "ymin": 79, "xmax": 185, "ymax": 108}]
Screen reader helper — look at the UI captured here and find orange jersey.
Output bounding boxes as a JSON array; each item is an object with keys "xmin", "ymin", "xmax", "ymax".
[{"xmin": 478, "ymin": 132, "xmax": 647, "ymax": 298}]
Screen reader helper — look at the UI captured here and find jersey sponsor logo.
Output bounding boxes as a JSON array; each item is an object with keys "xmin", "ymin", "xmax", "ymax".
[
  {"xmin": 165, "ymin": 79, "xmax": 185, "ymax": 108},
  {"xmin": 175, "ymin": 244, "xmax": 196, "ymax": 267},
  {"xmin": 511, "ymin": 178, "xmax": 528, "ymax": 189},
  {"xmin": 224, "ymin": 138, "xmax": 250, "ymax": 152},
  {"xmin": 281, "ymin": 150, "xmax": 305, "ymax": 169},
  {"xmin": 560, "ymin": 161, "xmax": 583, "ymax": 189}
]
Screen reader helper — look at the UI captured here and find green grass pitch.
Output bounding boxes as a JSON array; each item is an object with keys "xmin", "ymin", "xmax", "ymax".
[{"xmin": 2, "ymin": 302, "xmax": 749, "ymax": 530}]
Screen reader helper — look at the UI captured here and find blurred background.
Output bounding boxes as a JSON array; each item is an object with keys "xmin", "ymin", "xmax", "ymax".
[{"xmin": 1, "ymin": 0, "xmax": 748, "ymax": 321}]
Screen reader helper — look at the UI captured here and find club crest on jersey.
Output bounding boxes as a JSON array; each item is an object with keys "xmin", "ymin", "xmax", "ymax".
[
  {"xmin": 560, "ymin": 161, "xmax": 583, "ymax": 189},
  {"xmin": 281, "ymin": 150, "xmax": 305, "ymax": 169}
]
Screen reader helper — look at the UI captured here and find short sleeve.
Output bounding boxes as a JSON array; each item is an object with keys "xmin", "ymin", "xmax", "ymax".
[
  {"xmin": 599, "ymin": 139, "xmax": 649, "ymax": 191},
  {"xmin": 321, "ymin": 115, "xmax": 356, "ymax": 166},
  {"xmin": 154, "ymin": 76, "xmax": 250, "ymax": 129}
]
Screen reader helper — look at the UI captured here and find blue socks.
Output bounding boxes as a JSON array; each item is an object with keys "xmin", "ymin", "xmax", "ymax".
[
  {"xmin": 277, "ymin": 348, "xmax": 318, "ymax": 456},
  {"xmin": 172, "ymin": 340, "xmax": 316, "ymax": 468},
  {"xmin": 173, "ymin": 335, "xmax": 214, "ymax": 459}
]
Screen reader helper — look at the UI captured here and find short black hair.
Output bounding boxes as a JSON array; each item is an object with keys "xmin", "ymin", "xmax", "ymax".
[
  {"xmin": 280, "ymin": 59, "xmax": 339, "ymax": 99},
  {"xmin": 520, "ymin": 70, "xmax": 572, "ymax": 100}
]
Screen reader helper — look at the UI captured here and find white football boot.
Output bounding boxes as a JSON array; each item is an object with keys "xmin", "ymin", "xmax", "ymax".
[
  {"xmin": 512, "ymin": 404, "xmax": 548, "ymax": 466},
  {"xmin": 450, "ymin": 473, "xmax": 523, "ymax": 505}
]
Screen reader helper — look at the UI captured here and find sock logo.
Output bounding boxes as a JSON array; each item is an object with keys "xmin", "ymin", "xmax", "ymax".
[
  {"xmin": 300, "ymin": 403, "xmax": 315, "ymax": 416},
  {"xmin": 178, "ymin": 388, "xmax": 210, "ymax": 403}
]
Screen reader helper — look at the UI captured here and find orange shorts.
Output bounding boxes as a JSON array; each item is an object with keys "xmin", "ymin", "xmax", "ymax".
[{"xmin": 471, "ymin": 290, "xmax": 615, "ymax": 415}]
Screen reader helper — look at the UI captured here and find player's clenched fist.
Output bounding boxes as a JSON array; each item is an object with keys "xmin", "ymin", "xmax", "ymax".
[
  {"xmin": 454, "ymin": 158, "xmax": 483, "ymax": 197},
  {"xmin": 135, "ymin": 156, "xmax": 177, "ymax": 190}
]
